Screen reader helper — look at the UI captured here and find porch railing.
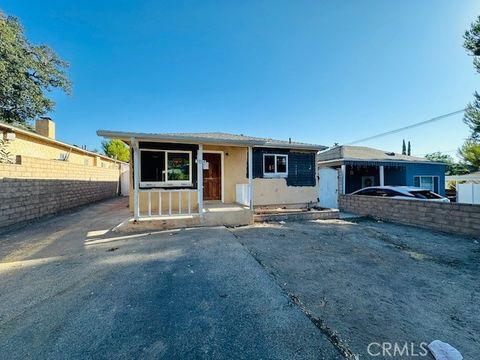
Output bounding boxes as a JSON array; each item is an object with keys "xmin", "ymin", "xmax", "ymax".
[{"xmin": 138, "ymin": 189, "xmax": 198, "ymax": 218}]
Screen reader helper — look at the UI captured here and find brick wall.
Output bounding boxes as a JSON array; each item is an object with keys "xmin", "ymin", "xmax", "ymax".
[
  {"xmin": 0, "ymin": 156, "xmax": 120, "ymax": 228},
  {"xmin": 339, "ymin": 195, "xmax": 480, "ymax": 237}
]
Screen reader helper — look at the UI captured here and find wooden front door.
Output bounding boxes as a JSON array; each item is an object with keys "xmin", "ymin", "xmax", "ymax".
[{"xmin": 203, "ymin": 153, "xmax": 222, "ymax": 201}]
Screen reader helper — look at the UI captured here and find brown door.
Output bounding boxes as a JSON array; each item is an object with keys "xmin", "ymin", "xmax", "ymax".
[{"xmin": 203, "ymin": 153, "xmax": 222, "ymax": 201}]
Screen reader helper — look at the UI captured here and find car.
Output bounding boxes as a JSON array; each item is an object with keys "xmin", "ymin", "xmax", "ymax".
[{"xmin": 351, "ymin": 186, "xmax": 450, "ymax": 202}]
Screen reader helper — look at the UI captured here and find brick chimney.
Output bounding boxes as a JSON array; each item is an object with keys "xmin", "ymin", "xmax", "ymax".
[{"xmin": 35, "ymin": 117, "xmax": 55, "ymax": 139}]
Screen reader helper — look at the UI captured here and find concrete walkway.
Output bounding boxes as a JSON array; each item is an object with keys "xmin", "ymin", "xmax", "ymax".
[{"xmin": 0, "ymin": 198, "xmax": 341, "ymax": 359}]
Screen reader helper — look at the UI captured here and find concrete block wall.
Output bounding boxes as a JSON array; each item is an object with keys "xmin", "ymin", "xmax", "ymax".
[
  {"xmin": 339, "ymin": 195, "xmax": 480, "ymax": 237},
  {"xmin": 0, "ymin": 156, "xmax": 120, "ymax": 228}
]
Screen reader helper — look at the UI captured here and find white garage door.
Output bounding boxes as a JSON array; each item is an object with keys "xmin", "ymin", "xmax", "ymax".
[{"xmin": 319, "ymin": 167, "xmax": 338, "ymax": 209}]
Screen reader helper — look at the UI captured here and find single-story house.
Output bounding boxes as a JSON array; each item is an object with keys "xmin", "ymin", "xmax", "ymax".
[
  {"xmin": 0, "ymin": 118, "xmax": 120, "ymax": 168},
  {"xmin": 317, "ymin": 145, "xmax": 446, "ymax": 208},
  {"xmin": 97, "ymin": 130, "xmax": 325, "ymax": 227}
]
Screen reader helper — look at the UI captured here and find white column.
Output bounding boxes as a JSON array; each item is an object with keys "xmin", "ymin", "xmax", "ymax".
[
  {"xmin": 132, "ymin": 137, "xmax": 140, "ymax": 221},
  {"xmin": 248, "ymin": 146, "xmax": 253, "ymax": 209},
  {"xmin": 379, "ymin": 165, "xmax": 385, "ymax": 186},
  {"xmin": 340, "ymin": 164, "xmax": 346, "ymax": 194},
  {"xmin": 197, "ymin": 144, "xmax": 204, "ymax": 216}
]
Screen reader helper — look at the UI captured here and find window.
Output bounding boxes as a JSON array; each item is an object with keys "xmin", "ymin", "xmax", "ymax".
[
  {"xmin": 414, "ymin": 176, "xmax": 439, "ymax": 193},
  {"xmin": 140, "ymin": 149, "xmax": 192, "ymax": 187},
  {"xmin": 263, "ymin": 154, "xmax": 288, "ymax": 177}
]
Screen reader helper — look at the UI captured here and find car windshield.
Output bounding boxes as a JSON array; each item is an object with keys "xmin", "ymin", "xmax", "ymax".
[{"xmin": 409, "ymin": 190, "xmax": 442, "ymax": 199}]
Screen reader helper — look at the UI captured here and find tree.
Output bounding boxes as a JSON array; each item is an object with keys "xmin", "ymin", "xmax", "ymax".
[
  {"xmin": 402, "ymin": 139, "xmax": 406, "ymax": 155},
  {"xmin": 0, "ymin": 11, "xmax": 71, "ymax": 126},
  {"xmin": 458, "ymin": 141, "xmax": 480, "ymax": 169},
  {"xmin": 463, "ymin": 16, "xmax": 480, "ymax": 140},
  {"xmin": 461, "ymin": 16, "xmax": 480, "ymax": 168},
  {"xmin": 407, "ymin": 141, "xmax": 411, "ymax": 156},
  {"xmin": 101, "ymin": 139, "xmax": 130, "ymax": 162},
  {"xmin": 425, "ymin": 152, "xmax": 474, "ymax": 175}
]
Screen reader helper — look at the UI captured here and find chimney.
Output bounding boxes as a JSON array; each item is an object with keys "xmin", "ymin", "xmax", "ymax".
[{"xmin": 35, "ymin": 117, "xmax": 55, "ymax": 139}]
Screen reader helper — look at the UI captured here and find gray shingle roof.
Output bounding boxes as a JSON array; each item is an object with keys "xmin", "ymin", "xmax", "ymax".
[
  {"xmin": 318, "ymin": 145, "xmax": 439, "ymax": 163},
  {"xmin": 97, "ymin": 130, "xmax": 325, "ymax": 150}
]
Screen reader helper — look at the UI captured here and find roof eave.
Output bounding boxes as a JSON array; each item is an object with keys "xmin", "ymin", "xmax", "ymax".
[{"xmin": 97, "ymin": 130, "xmax": 325, "ymax": 150}]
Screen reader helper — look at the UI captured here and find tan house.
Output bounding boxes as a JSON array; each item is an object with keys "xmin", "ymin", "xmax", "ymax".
[
  {"xmin": 97, "ymin": 130, "xmax": 325, "ymax": 227},
  {"xmin": 1, "ymin": 118, "xmax": 119, "ymax": 168},
  {"xmin": 0, "ymin": 119, "xmax": 126, "ymax": 229}
]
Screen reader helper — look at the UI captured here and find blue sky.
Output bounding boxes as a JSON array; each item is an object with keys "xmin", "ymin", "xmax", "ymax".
[{"xmin": 3, "ymin": 1, "xmax": 480, "ymax": 157}]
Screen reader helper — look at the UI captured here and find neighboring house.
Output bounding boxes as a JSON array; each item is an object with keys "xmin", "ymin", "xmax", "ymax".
[
  {"xmin": 446, "ymin": 170, "xmax": 480, "ymax": 185},
  {"xmin": 317, "ymin": 145, "xmax": 446, "ymax": 208},
  {"xmin": 0, "ymin": 118, "xmax": 119, "ymax": 168},
  {"xmin": 97, "ymin": 130, "xmax": 325, "ymax": 227},
  {"xmin": 0, "ymin": 118, "xmax": 126, "ymax": 229}
]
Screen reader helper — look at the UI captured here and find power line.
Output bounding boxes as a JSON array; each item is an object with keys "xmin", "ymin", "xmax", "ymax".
[{"xmin": 344, "ymin": 109, "xmax": 466, "ymax": 145}]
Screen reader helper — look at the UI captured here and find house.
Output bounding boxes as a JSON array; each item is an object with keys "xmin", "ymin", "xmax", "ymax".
[
  {"xmin": 0, "ymin": 118, "xmax": 126, "ymax": 229},
  {"xmin": 96, "ymin": 130, "xmax": 325, "ymax": 227},
  {"xmin": 317, "ymin": 145, "xmax": 446, "ymax": 208},
  {"xmin": 0, "ymin": 118, "xmax": 120, "ymax": 168}
]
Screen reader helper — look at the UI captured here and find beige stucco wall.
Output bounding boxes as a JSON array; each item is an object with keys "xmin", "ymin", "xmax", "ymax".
[
  {"xmin": 253, "ymin": 178, "xmax": 318, "ymax": 207},
  {"xmin": 1, "ymin": 129, "xmax": 118, "ymax": 168},
  {"xmin": 203, "ymin": 145, "xmax": 248, "ymax": 203}
]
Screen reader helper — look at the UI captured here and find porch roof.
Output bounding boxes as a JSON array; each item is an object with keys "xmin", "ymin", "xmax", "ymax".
[{"xmin": 97, "ymin": 130, "xmax": 326, "ymax": 151}]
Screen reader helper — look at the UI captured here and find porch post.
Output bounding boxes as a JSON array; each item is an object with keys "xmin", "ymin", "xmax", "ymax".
[
  {"xmin": 340, "ymin": 164, "xmax": 346, "ymax": 194},
  {"xmin": 132, "ymin": 137, "xmax": 140, "ymax": 221},
  {"xmin": 379, "ymin": 165, "xmax": 385, "ymax": 186},
  {"xmin": 248, "ymin": 146, "xmax": 253, "ymax": 209},
  {"xmin": 197, "ymin": 144, "xmax": 204, "ymax": 216}
]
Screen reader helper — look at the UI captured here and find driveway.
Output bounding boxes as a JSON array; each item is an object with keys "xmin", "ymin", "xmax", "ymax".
[
  {"xmin": 232, "ymin": 219, "xmax": 480, "ymax": 359},
  {"xmin": 0, "ymin": 198, "xmax": 341, "ymax": 360}
]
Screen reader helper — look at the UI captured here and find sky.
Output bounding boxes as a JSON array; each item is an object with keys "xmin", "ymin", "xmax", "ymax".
[{"xmin": 2, "ymin": 0, "xmax": 480, "ymax": 158}]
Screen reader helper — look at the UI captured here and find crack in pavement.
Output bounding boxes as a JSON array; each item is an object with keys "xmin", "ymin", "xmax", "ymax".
[{"xmin": 229, "ymin": 228, "xmax": 356, "ymax": 360}]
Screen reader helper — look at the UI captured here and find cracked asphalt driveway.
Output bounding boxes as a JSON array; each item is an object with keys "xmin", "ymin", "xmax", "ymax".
[
  {"xmin": 232, "ymin": 219, "xmax": 480, "ymax": 359},
  {"xmin": 0, "ymin": 198, "xmax": 341, "ymax": 360}
]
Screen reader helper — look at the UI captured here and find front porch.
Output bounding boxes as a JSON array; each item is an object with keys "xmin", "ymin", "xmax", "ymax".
[
  {"xmin": 118, "ymin": 201, "xmax": 253, "ymax": 232},
  {"xmin": 130, "ymin": 138, "xmax": 254, "ymax": 228},
  {"xmin": 340, "ymin": 163, "xmax": 406, "ymax": 193}
]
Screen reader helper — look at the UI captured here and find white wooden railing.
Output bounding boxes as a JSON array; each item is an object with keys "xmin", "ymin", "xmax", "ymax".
[{"xmin": 138, "ymin": 189, "xmax": 198, "ymax": 218}]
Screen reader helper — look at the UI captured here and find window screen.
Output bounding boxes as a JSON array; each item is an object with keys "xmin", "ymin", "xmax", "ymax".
[
  {"xmin": 264, "ymin": 155, "xmax": 275, "ymax": 173},
  {"xmin": 167, "ymin": 152, "xmax": 190, "ymax": 181},
  {"xmin": 141, "ymin": 151, "xmax": 165, "ymax": 182},
  {"xmin": 276, "ymin": 155, "xmax": 287, "ymax": 173}
]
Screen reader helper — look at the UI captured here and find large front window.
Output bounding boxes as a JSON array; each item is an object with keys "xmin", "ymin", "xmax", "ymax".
[
  {"xmin": 414, "ymin": 176, "xmax": 439, "ymax": 193},
  {"xmin": 140, "ymin": 150, "xmax": 192, "ymax": 187},
  {"xmin": 263, "ymin": 154, "xmax": 288, "ymax": 177}
]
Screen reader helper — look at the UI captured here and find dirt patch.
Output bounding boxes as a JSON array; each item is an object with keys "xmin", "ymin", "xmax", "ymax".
[{"xmin": 232, "ymin": 219, "xmax": 480, "ymax": 359}]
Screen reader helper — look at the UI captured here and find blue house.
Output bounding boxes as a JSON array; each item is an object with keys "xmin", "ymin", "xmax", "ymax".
[{"xmin": 317, "ymin": 145, "xmax": 446, "ymax": 208}]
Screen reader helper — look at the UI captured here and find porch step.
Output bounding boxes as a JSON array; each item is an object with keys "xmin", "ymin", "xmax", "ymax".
[{"xmin": 254, "ymin": 209, "xmax": 339, "ymax": 222}]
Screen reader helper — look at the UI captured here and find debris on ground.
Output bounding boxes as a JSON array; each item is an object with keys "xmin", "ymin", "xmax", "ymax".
[
  {"xmin": 428, "ymin": 340, "xmax": 463, "ymax": 360},
  {"xmin": 106, "ymin": 247, "xmax": 119, "ymax": 252}
]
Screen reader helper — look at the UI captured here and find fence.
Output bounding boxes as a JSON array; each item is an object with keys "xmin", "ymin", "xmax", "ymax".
[
  {"xmin": 339, "ymin": 194, "xmax": 480, "ymax": 237},
  {"xmin": 457, "ymin": 183, "xmax": 480, "ymax": 205},
  {"xmin": 0, "ymin": 155, "xmax": 120, "ymax": 229}
]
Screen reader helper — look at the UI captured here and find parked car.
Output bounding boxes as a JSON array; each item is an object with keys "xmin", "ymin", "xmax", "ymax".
[{"xmin": 351, "ymin": 186, "xmax": 450, "ymax": 202}]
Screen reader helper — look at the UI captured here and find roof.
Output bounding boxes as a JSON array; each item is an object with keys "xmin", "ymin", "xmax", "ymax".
[
  {"xmin": 318, "ymin": 145, "xmax": 445, "ymax": 165},
  {"xmin": 0, "ymin": 122, "xmax": 124, "ymax": 164},
  {"xmin": 445, "ymin": 171, "xmax": 480, "ymax": 181},
  {"xmin": 97, "ymin": 130, "xmax": 326, "ymax": 151}
]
